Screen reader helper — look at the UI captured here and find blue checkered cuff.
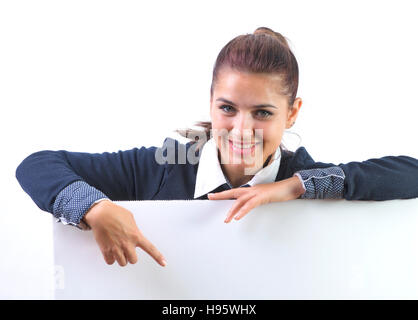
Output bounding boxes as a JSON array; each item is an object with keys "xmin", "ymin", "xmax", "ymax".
[
  {"xmin": 294, "ymin": 166, "xmax": 345, "ymax": 199},
  {"xmin": 53, "ymin": 180, "xmax": 110, "ymax": 226}
]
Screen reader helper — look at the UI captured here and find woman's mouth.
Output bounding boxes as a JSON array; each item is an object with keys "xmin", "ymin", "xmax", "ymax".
[{"xmin": 228, "ymin": 140, "xmax": 261, "ymax": 155}]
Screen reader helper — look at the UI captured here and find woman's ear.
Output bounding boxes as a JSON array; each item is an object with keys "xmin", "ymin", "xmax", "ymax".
[{"xmin": 286, "ymin": 97, "xmax": 302, "ymax": 129}]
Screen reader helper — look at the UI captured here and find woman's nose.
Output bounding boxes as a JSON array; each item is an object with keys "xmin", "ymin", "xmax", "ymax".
[{"xmin": 232, "ymin": 112, "xmax": 254, "ymax": 134}]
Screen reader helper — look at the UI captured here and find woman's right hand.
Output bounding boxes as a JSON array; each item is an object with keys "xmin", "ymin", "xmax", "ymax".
[{"xmin": 83, "ymin": 200, "xmax": 167, "ymax": 267}]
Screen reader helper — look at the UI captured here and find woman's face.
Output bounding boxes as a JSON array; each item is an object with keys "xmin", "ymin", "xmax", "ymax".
[{"xmin": 210, "ymin": 68, "xmax": 302, "ymax": 175}]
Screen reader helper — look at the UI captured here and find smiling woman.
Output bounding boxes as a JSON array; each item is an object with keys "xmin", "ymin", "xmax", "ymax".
[
  {"xmin": 211, "ymin": 69, "xmax": 299, "ymax": 186},
  {"xmin": 15, "ymin": 27, "xmax": 418, "ymax": 268},
  {"xmin": 176, "ymin": 27, "xmax": 302, "ymax": 188},
  {"xmin": 177, "ymin": 27, "xmax": 300, "ymax": 151}
]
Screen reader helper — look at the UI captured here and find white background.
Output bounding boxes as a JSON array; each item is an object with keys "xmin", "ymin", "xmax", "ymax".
[{"xmin": 1, "ymin": 0, "xmax": 417, "ymax": 299}]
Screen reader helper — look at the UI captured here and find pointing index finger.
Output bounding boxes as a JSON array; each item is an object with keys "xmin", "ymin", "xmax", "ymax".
[{"xmin": 136, "ymin": 233, "xmax": 167, "ymax": 267}]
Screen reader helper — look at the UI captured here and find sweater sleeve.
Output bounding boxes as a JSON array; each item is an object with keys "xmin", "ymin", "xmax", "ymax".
[
  {"xmin": 15, "ymin": 138, "xmax": 170, "ymax": 216},
  {"xmin": 292, "ymin": 147, "xmax": 418, "ymax": 201}
]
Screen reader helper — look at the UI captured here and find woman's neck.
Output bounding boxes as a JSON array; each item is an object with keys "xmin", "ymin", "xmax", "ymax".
[
  {"xmin": 218, "ymin": 151, "xmax": 275, "ymax": 188},
  {"xmin": 221, "ymin": 165, "xmax": 253, "ymax": 188}
]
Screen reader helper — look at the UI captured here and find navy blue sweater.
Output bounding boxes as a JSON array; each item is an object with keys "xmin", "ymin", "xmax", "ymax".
[{"xmin": 15, "ymin": 137, "xmax": 418, "ymax": 227}]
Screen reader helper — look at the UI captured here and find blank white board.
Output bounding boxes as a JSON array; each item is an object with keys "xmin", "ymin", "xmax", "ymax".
[{"xmin": 53, "ymin": 198, "xmax": 418, "ymax": 299}]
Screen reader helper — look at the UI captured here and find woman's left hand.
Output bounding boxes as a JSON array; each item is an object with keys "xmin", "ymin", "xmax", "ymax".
[{"xmin": 207, "ymin": 176, "xmax": 305, "ymax": 223}]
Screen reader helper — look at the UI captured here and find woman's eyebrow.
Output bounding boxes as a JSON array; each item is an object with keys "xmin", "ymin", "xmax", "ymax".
[{"xmin": 216, "ymin": 97, "xmax": 278, "ymax": 109}]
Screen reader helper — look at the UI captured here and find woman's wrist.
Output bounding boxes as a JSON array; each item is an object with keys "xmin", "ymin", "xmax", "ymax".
[
  {"xmin": 83, "ymin": 199, "xmax": 112, "ymax": 227},
  {"xmin": 290, "ymin": 175, "xmax": 306, "ymax": 198}
]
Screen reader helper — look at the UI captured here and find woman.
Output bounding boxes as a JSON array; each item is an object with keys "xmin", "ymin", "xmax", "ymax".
[{"xmin": 15, "ymin": 27, "xmax": 418, "ymax": 268}]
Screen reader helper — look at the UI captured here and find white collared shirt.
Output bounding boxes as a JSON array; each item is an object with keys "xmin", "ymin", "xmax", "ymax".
[{"xmin": 193, "ymin": 137, "xmax": 282, "ymax": 199}]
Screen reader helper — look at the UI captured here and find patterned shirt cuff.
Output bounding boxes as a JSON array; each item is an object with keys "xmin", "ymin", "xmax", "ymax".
[
  {"xmin": 293, "ymin": 172, "xmax": 307, "ymax": 194},
  {"xmin": 294, "ymin": 166, "xmax": 346, "ymax": 199},
  {"xmin": 53, "ymin": 180, "xmax": 110, "ymax": 229}
]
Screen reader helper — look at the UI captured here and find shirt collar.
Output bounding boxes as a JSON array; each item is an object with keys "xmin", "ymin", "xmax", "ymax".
[{"xmin": 193, "ymin": 137, "xmax": 281, "ymax": 199}]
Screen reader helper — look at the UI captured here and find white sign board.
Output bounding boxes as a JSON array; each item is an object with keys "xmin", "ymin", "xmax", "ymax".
[{"xmin": 53, "ymin": 199, "xmax": 418, "ymax": 299}]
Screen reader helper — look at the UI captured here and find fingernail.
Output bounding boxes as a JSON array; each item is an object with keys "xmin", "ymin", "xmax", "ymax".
[{"xmin": 162, "ymin": 259, "xmax": 167, "ymax": 266}]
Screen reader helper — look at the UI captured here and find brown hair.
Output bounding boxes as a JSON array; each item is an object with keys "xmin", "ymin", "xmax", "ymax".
[{"xmin": 174, "ymin": 26, "xmax": 299, "ymax": 152}]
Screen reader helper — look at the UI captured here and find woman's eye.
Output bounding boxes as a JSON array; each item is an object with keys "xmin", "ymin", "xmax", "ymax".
[
  {"xmin": 256, "ymin": 110, "xmax": 273, "ymax": 118},
  {"xmin": 219, "ymin": 105, "xmax": 234, "ymax": 113}
]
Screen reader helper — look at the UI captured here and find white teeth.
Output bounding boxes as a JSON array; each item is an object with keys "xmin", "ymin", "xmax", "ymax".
[{"xmin": 232, "ymin": 143, "xmax": 255, "ymax": 149}]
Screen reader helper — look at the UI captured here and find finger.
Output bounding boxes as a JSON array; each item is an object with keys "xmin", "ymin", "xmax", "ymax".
[
  {"xmin": 224, "ymin": 193, "xmax": 255, "ymax": 223},
  {"xmin": 234, "ymin": 197, "xmax": 261, "ymax": 221},
  {"xmin": 123, "ymin": 243, "xmax": 138, "ymax": 265},
  {"xmin": 136, "ymin": 232, "xmax": 167, "ymax": 267},
  {"xmin": 102, "ymin": 248, "xmax": 115, "ymax": 265},
  {"xmin": 113, "ymin": 247, "xmax": 127, "ymax": 267},
  {"xmin": 208, "ymin": 188, "xmax": 245, "ymax": 200}
]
